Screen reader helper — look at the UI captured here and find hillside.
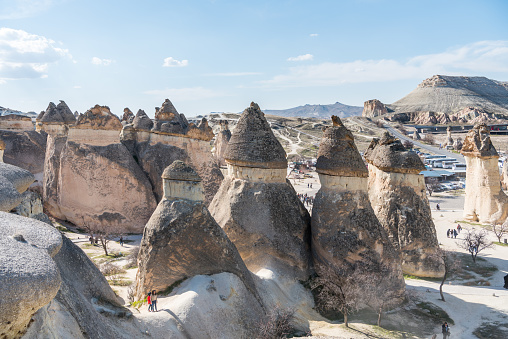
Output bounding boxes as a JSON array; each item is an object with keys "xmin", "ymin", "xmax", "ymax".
[
  {"xmin": 264, "ymin": 101, "xmax": 362, "ymax": 119},
  {"xmin": 388, "ymin": 75, "xmax": 508, "ymax": 115},
  {"xmin": 362, "ymin": 75, "xmax": 508, "ymax": 125}
]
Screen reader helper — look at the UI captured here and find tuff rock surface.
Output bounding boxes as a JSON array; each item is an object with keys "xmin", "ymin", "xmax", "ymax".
[
  {"xmin": 0, "ymin": 212, "xmax": 62, "ymax": 339},
  {"xmin": 312, "ymin": 116, "xmax": 405, "ymax": 294},
  {"xmin": 210, "ymin": 102, "xmax": 311, "ymax": 280},
  {"xmin": 213, "ymin": 120, "xmax": 231, "ymax": 167},
  {"xmin": 365, "ymin": 133, "xmax": 444, "ymax": 278},
  {"xmin": 461, "ymin": 123, "xmax": 508, "ymax": 223},
  {"xmin": 0, "ymin": 162, "xmax": 35, "ymax": 212},
  {"xmin": 362, "ymin": 99, "xmax": 389, "ymax": 118}
]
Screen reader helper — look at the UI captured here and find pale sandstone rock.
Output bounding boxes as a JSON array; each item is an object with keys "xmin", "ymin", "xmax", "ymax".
[
  {"xmin": 0, "ymin": 130, "xmax": 47, "ymax": 178},
  {"xmin": 214, "ymin": 120, "xmax": 231, "ymax": 166},
  {"xmin": 411, "ymin": 127, "xmax": 421, "ymax": 140},
  {"xmin": 0, "ymin": 114, "xmax": 33, "ymax": 131},
  {"xmin": 461, "ymin": 123, "xmax": 508, "ymax": 223},
  {"xmin": 135, "ymin": 161, "xmax": 258, "ymax": 303},
  {"xmin": 0, "ymin": 137, "xmax": 4, "ymax": 162},
  {"xmin": 210, "ymin": 102, "xmax": 311, "ymax": 280},
  {"xmin": 73, "ymin": 105, "xmax": 122, "ymax": 130},
  {"xmin": 0, "ymin": 212, "xmax": 62, "ymax": 339},
  {"xmin": 312, "ymin": 116, "xmax": 405, "ymax": 293},
  {"xmin": 365, "ymin": 133, "xmax": 444, "ymax": 278},
  {"xmin": 502, "ymin": 161, "xmax": 508, "ymax": 190},
  {"xmin": 362, "ymin": 99, "xmax": 388, "ymax": 118},
  {"xmin": 445, "ymin": 126, "xmax": 454, "ymax": 147},
  {"xmin": 57, "ymin": 141, "xmax": 156, "ymax": 233}
]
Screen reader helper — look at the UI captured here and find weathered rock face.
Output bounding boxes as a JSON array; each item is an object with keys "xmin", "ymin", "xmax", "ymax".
[
  {"xmin": 362, "ymin": 99, "xmax": 388, "ymax": 118},
  {"xmin": 0, "ymin": 162, "xmax": 35, "ymax": 212},
  {"xmin": 411, "ymin": 127, "xmax": 421, "ymax": 140},
  {"xmin": 461, "ymin": 123, "xmax": 508, "ymax": 223},
  {"xmin": 0, "ymin": 114, "xmax": 33, "ymax": 131},
  {"xmin": 312, "ymin": 116, "xmax": 405, "ymax": 293},
  {"xmin": 136, "ymin": 161, "xmax": 257, "ymax": 302},
  {"xmin": 73, "ymin": 105, "xmax": 122, "ymax": 131},
  {"xmin": 0, "ymin": 212, "xmax": 62, "ymax": 339},
  {"xmin": 120, "ymin": 100, "xmax": 223, "ymax": 204},
  {"xmin": 210, "ymin": 102, "xmax": 311, "ymax": 280},
  {"xmin": 57, "ymin": 141, "xmax": 157, "ymax": 233},
  {"xmin": 13, "ymin": 190, "xmax": 51, "ymax": 224},
  {"xmin": 365, "ymin": 133, "xmax": 444, "ymax": 278},
  {"xmin": 214, "ymin": 120, "xmax": 232, "ymax": 166},
  {"xmin": 0, "ymin": 130, "xmax": 47, "ymax": 178},
  {"xmin": 503, "ymin": 161, "xmax": 508, "ymax": 190}
]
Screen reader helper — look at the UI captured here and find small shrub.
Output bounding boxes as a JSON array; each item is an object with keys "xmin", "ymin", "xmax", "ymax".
[
  {"xmin": 256, "ymin": 305, "xmax": 296, "ymax": 339},
  {"xmin": 100, "ymin": 262, "xmax": 126, "ymax": 276}
]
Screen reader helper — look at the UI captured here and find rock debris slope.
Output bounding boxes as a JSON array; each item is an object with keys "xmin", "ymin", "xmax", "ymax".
[
  {"xmin": 311, "ymin": 116, "xmax": 405, "ymax": 293},
  {"xmin": 365, "ymin": 132, "xmax": 444, "ymax": 278},
  {"xmin": 209, "ymin": 102, "xmax": 311, "ymax": 280}
]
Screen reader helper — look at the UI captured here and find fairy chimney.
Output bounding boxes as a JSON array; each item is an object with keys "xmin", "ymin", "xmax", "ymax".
[
  {"xmin": 312, "ymin": 116, "xmax": 405, "ymax": 293},
  {"xmin": 364, "ymin": 132, "xmax": 444, "ymax": 278},
  {"xmin": 460, "ymin": 123, "xmax": 508, "ymax": 223},
  {"xmin": 209, "ymin": 102, "xmax": 311, "ymax": 280}
]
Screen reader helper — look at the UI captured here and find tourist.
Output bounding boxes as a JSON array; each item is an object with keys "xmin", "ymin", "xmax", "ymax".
[
  {"xmin": 457, "ymin": 224, "xmax": 462, "ymax": 233},
  {"xmin": 436, "ymin": 203, "xmax": 440, "ymax": 210},
  {"xmin": 504, "ymin": 274, "xmax": 508, "ymax": 289},
  {"xmin": 447, "ymin": 229, "xmax": 450, "ymax": 238},
  {"xmin": 441, "ymin": 322, "xmax": 450, "ymax": 338},
  {"xmin": 151, "ymin": 290, "xmax": 158, "ymax": 312},
  {"xmin": 119, "ymin": 236, "xmax": 124, "ymax": 246},
  {"xmin": 89, "ymin": 236, "xmax": 93, "ymax": 245},
  {"xmin": 453, "ymin": 229, "xmax": 458, "ymax": 239},
  {"xmin": 147, "ymin": 292, "xmax": 152, "ymax": 312}
]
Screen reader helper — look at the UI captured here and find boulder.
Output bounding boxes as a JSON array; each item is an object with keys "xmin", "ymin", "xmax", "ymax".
[
  {"xmin": 0, "ymin": 130, "xmax": 47, "ymax": 176},
  {"xmin": 0, "ymin": 212, "xmax": 62, "ymax": 338},
  {"xmin": 135, "ymin": 161, "xmax": 258, "ymax": 302},
  {"xmin": 210, "ymin": 102, "xmax": 311, "ymax": 280},
  {"xmin": 365, "ymin": 133, "xmax": 444, "ymax": 278},
  {"xmin": 132, "ymin": 109, "xmax": 153, "ymax": 131},
  {"xmin": 461, "ymin": 123, "xmax": 508, "ymax": 223},
  {"xmin": 311, "ymin": 116, "xmax": 405, "ymax": 294}
]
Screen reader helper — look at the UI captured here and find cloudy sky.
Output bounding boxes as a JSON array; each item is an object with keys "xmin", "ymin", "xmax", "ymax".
[{"xmin": 0, "ymin": 0, "xmax": 507, "ymax": 117}]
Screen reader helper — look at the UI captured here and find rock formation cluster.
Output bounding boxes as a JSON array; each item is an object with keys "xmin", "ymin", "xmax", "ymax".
[
  {"xmin": 461, "ymin": 123, "xmax": 508, "ymax": 224},
  {"xmin": 135, "ymin": 160, "xmax": 257, "ymax": 301},
  {"xmin": 209, "ymin": 102, "xmax": 311, "ymax": 280},
  {"xmin": 365, "ymin": 132, "xmax": 444, "ymax": 278},
  {"xmin": 311, "ymin": 116, "xmax": 405, "ymax": 293},
  {"xmin": 0, "ymin": 114, "xmax": 33, "ymax": 131},
  {"xmin": 445, "ymin": 126, "xmax": 454, "ymax": 147}
]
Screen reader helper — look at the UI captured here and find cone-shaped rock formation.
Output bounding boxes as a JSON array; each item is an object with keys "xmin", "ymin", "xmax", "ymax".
[
  {"xmin": 460, "ymin": 123, "xmax": 508, "ymax": 223},
  {"xmin": 135, "ymin": 161, "xmax": 257, "ymax": 300},
  {"xmin": 209, "ymin": 102, "xmax": 311, "ymax": 280},
  {"xmin": 311, "ymin": 116, "xmax": 405, "ymax": 293},
  {"xmin": 365, "ymin": 132, "xmax": 444, "ymax": 278}
]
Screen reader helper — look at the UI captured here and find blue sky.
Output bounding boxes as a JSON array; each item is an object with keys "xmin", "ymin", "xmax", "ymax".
[{"xmin": 0, "ymin": 0, "xmax": 507, "ymax": 117}]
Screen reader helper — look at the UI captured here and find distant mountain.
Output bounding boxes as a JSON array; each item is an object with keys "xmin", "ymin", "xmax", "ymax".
[
  {"xmin": 264, "ymin": 101, "xmax": 363, "ymax": 119},
  {"xmin": 387, "ymin": 75, "xmax": 508, "ymax": 115},
  {"xmin": 0, "ymin": 106, "xmax": 37, "ymax": 119}
]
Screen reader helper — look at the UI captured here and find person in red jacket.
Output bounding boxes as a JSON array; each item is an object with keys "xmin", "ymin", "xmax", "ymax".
[{"xmin": 147, "ymin": 292, "xmax": 152, "ymax": 312}]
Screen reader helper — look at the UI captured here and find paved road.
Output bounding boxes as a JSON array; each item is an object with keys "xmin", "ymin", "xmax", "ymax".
[{"xmin": 384, "ymin": 124, "xmax": 465, "ymax": 164}]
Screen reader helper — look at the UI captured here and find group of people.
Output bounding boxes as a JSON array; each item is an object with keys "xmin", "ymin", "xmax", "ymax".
[
  {"xmin": 446, "ymin": 224, "xmax": 462, "ymax": 239},
  {"xmin": 297, "ymin": 193, "xmax": 314, "ymax": 206},
  {"xmin": 147, "ymin": 290, "xmax": 158, "ymax": 312}
]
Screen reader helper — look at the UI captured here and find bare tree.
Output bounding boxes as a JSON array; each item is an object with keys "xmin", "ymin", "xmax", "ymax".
[
  {"xmin": 422, "ymin": 134, "xmax": 435, "ymax": 145},
  {"xmin": 426, "ymin": 177, "xmax": 441, "ymax": 196},
  {"xmin": 311, "ymin": 263, "xmax": 368, "ymax": 327},
  {"xmin": 365, "ymin": 267, "xmax": 405, "ymax": 326},
  {"xmin": 427, "ymin": 249, "xmax": 459, "ymax": 302},
  {"xmin": 402, "ymin": 140, "xmax": 414, "ymax": 150},
  {"xmin": 80, "ymin": 218, "xmax": 119, "ymax": 256},
  {"xmin": 492, "ymin": 222, "xmax": 508, "ymax": 243},
  {"xmin": 458, "ymin": 229, "xmax": 493, "ymax": 263}
]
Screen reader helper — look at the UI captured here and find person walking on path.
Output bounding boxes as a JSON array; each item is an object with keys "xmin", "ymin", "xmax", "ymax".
[
  {"xmin": 119, "ymin": 236, "xmax": 124, "ymax": 246},
  {"xmin": 442, "ymin": 322, "xmax": 450, "ymax": 339},
  {"xmin": 453, "ymin": 229, "xmax": 458, "ymax": 239},
  {"xmin": 147, "ymin": 292, "xmax": 152, "ymax": 312},
  {"xmin": 447, "ymin": 229, "xmax": 450, "ymax": 238},
  {"xmin": 457, "ymin": 224, "xmax": 462, "ymax": 233},
  {"xmin": 151, "ymin": 290, "xmax": 158, "ymax": 312}
]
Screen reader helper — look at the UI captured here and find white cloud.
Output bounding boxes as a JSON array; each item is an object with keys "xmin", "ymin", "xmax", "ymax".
[
  {"xmin": 162, "ymin": 57, "xmax": 188, "ymax": 67},
  {"xmin": 144, "ymin": 87, "xmax": 223, "ymax": 101},
  {"xmin": 263, "ymin": 41, "xmax": 508, "ymax": 88},
  {"xmin": 0, "ymin": 0, "xmax": 55, "ymax": 20},
  {"xmin": 91, "ymin": 57, "xmax": 114, "ymax": 66},
  {"xmin": 287, "ymin": 54, "xmax": 314, "ymax": 62},
  {"xmin": 0, "ymin": 27, "xmax": 71, "ymax": 81},
  {"xmin": 310, "ymin": 33, "xmax": 318, "ymax": 37},
  {"xmin": 73, "ymin": 85, "xmax": 81, "ymax": 89},
  {"xmin": 205, "ymin": 72, "xmax": 261, "ymax": 77}
]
